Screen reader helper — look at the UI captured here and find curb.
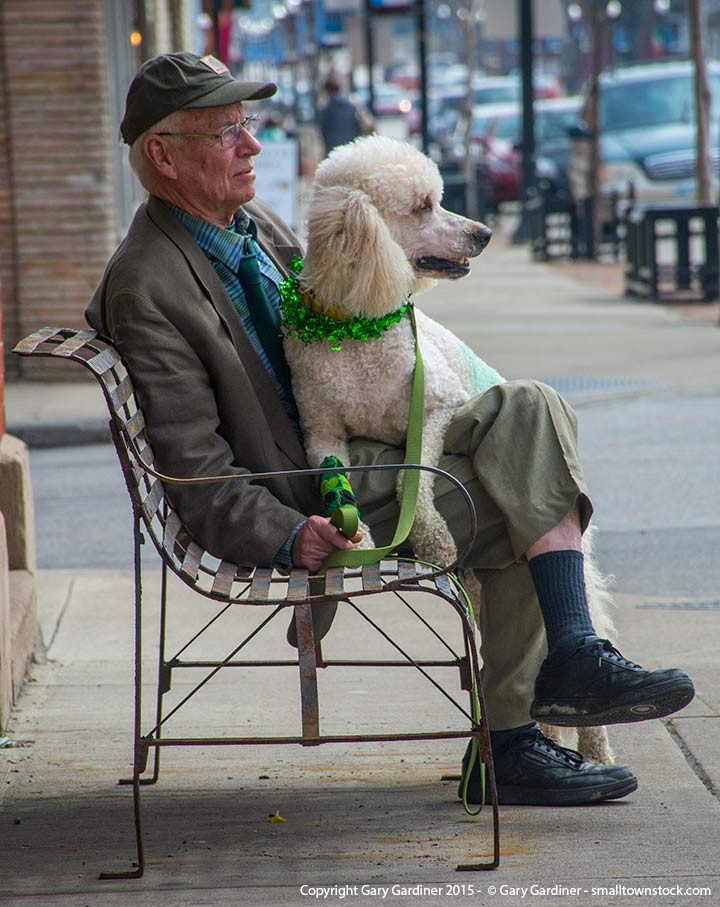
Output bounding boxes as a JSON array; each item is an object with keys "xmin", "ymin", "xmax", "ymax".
[
  {"xmin": 8, "ymin": 383, "xmax": 677, "ymax": 450},
  {"xmin": 8, "ymin": 419, "xmax": 111, "ymax": 449}
]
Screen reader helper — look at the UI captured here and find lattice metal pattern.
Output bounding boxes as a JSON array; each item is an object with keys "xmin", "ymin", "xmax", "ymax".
[
  {"xmin": 14, "ymin": 328, "xmax": 469, "ymax": 610},
  {"xmin": 14, "ymin": 326, "xmax": 499, "ymax": 877}
]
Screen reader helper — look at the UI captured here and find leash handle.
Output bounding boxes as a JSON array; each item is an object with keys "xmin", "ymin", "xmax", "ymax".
[
  {"xmin": 322, "ymin": 302, "xmax": 424, "ymax": 570},
  {"xmin": 320, "ymin": 456, "xmax": 360, "ymax": 539},
  {"xmin": 330, "ymin": 505, "xmax": 359, "ymax": 539}
]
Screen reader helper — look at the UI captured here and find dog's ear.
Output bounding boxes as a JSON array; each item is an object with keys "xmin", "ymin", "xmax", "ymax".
[{"xmin": 301, "ymin": 184, "xmax": 414, "ymax": 318}]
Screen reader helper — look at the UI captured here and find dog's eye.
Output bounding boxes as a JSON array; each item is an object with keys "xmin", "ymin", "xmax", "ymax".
[{"xmin": 413, "ymin": 199, "xmax": 433, "ymax": 215}]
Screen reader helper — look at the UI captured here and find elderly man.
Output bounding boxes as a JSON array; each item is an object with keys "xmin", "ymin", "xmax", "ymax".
[{"xmin": 87, "ymin": 52, "xmax": 694, "ymax": 808}]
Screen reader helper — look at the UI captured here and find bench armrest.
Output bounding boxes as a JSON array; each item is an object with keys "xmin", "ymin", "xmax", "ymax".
[{"xmin": 122, "ymin": 436, "xmax": 478, "ymax": 578}]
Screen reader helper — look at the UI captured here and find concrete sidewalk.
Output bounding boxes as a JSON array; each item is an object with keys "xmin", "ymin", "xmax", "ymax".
[
  {"xmin": 6, "ymin": 232, "xmax": 720, "ymax": 442},
  {"xmin": 3, "ymin": 231, "xmax": 720, "ymax": 906}
]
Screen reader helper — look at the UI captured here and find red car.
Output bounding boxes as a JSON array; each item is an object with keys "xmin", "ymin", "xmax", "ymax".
[{"xmin": 451, "ymin": 97, "xmax": 581, "ymax": 209}]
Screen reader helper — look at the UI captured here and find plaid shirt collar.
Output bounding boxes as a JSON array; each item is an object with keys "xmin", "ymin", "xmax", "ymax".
[{"xmin": 167, "ymin": 203, "xmax": 257, "ymax": 273}]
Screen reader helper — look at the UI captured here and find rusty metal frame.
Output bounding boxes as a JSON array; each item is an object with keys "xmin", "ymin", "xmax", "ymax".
[{"xmin": 14, "ymin": 327, "xmax": 500, "ymax": 878}]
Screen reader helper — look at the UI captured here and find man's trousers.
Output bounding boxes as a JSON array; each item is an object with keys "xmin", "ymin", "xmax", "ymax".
[{"xmin": 350, "ymin": 379, "xmax": 593, "ymax": 730}]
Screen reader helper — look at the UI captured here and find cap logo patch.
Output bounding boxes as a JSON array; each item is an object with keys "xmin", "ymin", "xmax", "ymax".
[{"xmin": 199, "ymin": 55, "xmax": 230, "ymax": 75}]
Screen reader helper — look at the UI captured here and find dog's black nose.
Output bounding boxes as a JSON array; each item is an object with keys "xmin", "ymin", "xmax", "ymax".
[{"xmin": 474, "ymin": 225, "xmax": 493, "ymax": 250}]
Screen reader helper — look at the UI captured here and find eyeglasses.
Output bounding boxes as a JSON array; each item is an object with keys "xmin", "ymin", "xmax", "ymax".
[{"xmin": 154, "ymin": 116, "xmax": 262, "ymax": 147}]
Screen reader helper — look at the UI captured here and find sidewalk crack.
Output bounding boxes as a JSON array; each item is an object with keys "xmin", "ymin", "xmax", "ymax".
[
  {"xmin": 47, "ymin": 577, "xmax": 76, "ymax": 653},
  {"xmin": 665, "ymin": 719, "xmax": 720, "ymax": 802}
]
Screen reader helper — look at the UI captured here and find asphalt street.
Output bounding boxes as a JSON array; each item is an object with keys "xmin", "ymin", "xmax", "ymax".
[{"xmin": 28, "ymin": 388, "xmax": 720, "ymax": 603}]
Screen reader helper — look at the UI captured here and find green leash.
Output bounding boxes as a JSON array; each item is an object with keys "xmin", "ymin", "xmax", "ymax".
[
  {"xmin": 319, "ymin": 457, "xmax": 360, "ymax": 540},
  {"xmin": 321, "ymin": 301, "xmax": 424, "ymax": 571},
  {"xmin": 319, "ymin": 311, "xmax": 487, "ymax": 815}
]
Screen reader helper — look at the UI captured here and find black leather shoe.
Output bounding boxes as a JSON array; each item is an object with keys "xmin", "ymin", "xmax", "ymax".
[
  {"xmin": 459, "ymin": 728, "xmax": 638, "ymax": 806},
  {"xmin": 531, "ymin": 636, "xmax": 695, "ymax": 727}
]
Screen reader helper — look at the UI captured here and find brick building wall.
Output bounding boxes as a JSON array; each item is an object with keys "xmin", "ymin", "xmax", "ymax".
[
  {"xmin": 0, "ymin": 0, "xmax": 117, "ymax": 379},
  {"xmin": 0, "ymin": 38, "xmax": 18, "ymax": 379}
]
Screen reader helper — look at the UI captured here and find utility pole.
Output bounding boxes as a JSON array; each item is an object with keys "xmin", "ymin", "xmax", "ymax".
[
  {"xmin": 513, "ymin": 0, "xmax": 535, "ymax": 243},
  {"xmin": 417, "ymin": 0, "xmax": 429, "ymax": 155},
  {"xmin": 584, "ymin": 0, "xmax": 606, "ymax": 258},
  {"xmin": 689, "ymin": 0, "xmax": 716, "ymax": 203},
  {"xmin": 460, "ymin": 0, "xmax": 482, "ymax": 220},
  {"xmin": 364, "ymin": 0, "xmax": 377, "ymax": 117}
]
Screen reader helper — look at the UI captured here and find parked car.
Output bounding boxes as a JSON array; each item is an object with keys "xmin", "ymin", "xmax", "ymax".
[
  {"xmin": 406, "ymin": 74, "xmax": 561, "ymax": 140},
  {"xmin": 355, "ymin": 82, "xmax": 415, "ymax": 118},
  {"xmin": 446, "ymin": 96, "xmax": 582, "ymax": 209},
  {"xmin": 569, "ymin": 60, "xmax": 720, "ymax": 203},
  {"xmin": 407, "ymin": 89, "xmax": 467, "ymax": 145},
  {"xmin": 389, "ymin": 63, "xmax": 420, "ymax": 91},
  {"xmin": 456, "ymin": 102, "xmax": 522, "ymax": 205},
  {"xmin": 388, "ymin": 59, "xmax": 469, "ymax": 93},
  {"xmin": 529, "ymin": 96, "xmax": 584, "ymax": 196}
]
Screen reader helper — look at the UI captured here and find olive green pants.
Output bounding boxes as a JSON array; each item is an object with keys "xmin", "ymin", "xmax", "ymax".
[{"xmin": 349, "ymin": 379, "xmax": 593, "ymax": 730}]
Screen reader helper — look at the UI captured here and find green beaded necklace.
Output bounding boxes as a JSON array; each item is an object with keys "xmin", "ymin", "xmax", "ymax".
[{"xmin": 278, "ymin": 257, "xmax": 409, "ymax": 351}]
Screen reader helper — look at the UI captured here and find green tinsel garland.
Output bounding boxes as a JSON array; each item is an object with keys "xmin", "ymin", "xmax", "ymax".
[{"xmin": 278, "ymin": 256, "xmax": 408, "ymax": 351}]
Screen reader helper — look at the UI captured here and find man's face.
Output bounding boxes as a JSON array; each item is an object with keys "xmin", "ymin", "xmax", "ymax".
[{"xmin": 166, "ymin": 102, "xmax": 262, "ymax": 218}]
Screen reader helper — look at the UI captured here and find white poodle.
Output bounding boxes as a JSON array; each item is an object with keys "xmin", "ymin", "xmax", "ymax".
[
  {"xmin": 283, "ymin": 134, "xmax": 614, "ymax": 763},
  {"xmin": 285, "ymin": 135, "xmax": 499, "ymax": 566}
]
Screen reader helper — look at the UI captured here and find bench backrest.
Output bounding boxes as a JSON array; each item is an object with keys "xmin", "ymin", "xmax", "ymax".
[
  {"xmin": 14, "ymin": 328, "xmax": 442, "ymax": 607},
  {"xmin": 14, "ymin": 329, "xmax": 277, "ymax": 598}
]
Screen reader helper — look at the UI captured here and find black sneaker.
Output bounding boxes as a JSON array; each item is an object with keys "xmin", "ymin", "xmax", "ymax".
[
  {"xmin": 458, "ymin": 728, "xmax": 638, "ymax": 806},
  {"xmin": 531, "ymin": 636, "xmax": 695, "ymax": 727}
]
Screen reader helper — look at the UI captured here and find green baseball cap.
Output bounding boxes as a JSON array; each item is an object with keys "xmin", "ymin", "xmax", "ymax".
[{"xmin": 120, "ymin": 52, "xmax": 277, "ymax": 145}]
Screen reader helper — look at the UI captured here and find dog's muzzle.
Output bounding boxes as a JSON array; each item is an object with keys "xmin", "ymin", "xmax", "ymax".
[
  {"xmin": 415, "ymin": 256, "xmax": 472, "ymax": 278},
  {"xmin": 415, "ymin": 225, "xmax": 493, "ymax": 279}
]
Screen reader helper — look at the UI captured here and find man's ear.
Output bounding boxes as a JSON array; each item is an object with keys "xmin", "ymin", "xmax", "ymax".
[{"xmin": 143, "ymin": 135, "xmax": 179, "ymax": 179}]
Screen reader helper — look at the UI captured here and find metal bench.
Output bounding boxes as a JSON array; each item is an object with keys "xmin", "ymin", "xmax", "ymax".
[
  {"xmin": 14, "ymin": 327, "xmax": 499, "ymax": 878},
  {"xmin": 527, "ymin": 182, "xmax": 579, "ymax": 262},
  {"xmin": 624, "ymin": 202, "xmax": 720, "ymax": 302}
]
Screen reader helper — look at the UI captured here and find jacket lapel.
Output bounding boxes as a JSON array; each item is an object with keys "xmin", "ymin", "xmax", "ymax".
[
  {"xmin": 145, "ymin": 196, "xmax": 308, "ymax": 468},
  {"xmin": 245, "ymin": 198, "xmax": 303, "ymax": 276}
]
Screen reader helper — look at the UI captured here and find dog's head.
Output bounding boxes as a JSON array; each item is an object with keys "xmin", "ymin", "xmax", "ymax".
[{"xmin": 300, "ymin": 135, "xmax": 492, "ymax": 319}]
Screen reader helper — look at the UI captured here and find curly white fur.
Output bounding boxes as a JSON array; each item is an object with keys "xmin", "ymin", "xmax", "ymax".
[
  {"xmin": 286, "ymin": 136, "xmax": 498, "ymax": 564},
  {"xmin": 286, "ymin": 135, "xmax": 616, "ymax": 764}
]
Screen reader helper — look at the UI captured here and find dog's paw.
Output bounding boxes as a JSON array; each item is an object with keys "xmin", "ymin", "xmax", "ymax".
[
  {"xmin": 353, "ymin": 520, "xmax": 376, "ymax": 550},
  {"xmin": 577, "ymin": 726, "xmax": 615, "ymax": 765},
  {"xmin": 540, "ymin": 724, "xmax": 615, "ymax": 765},
  {"xmin": 410, "ymin": 520, "xmax": 458, "ymax": 568},
  {"xmin": 539, "ymin": 723, "xmax": 573, "ymax": 752}
]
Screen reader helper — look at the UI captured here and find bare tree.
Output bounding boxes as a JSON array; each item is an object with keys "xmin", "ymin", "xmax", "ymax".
[
  {"xmin": 586, "ymin": 0, "xmax": 607, "ymax": 251},
  {"xmin": 689, "ymin": 0, "xmax": 716, "ymax": 203},
  {"xmin": 447, "ymin": 0, "xmax": 482, "ymax": 219},
  {"xmin": 461, "ymin": 1, "xmax": 482, "ymax": 219}
]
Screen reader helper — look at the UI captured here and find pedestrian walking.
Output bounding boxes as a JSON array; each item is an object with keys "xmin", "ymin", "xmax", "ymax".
[{"xmin": 318, "ymin": 75, "xmax": 373, "ymax": 155}]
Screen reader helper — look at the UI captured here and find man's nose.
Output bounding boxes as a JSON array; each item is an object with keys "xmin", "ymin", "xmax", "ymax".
[{"xmin": 238, "ymin": 133, "xmax": 262, "ymax": 156}]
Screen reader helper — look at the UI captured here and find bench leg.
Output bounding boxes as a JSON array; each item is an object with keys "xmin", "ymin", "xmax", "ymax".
[
  {"xmin": 294, "ymin": 601, "xmax": 320, "ymax": 740},
  {"xmin": 676, "ymin": 214, "xmax": 691, "ymax": 290},
  {"xmin": 702, "ymin": 213, "xmax": 719, "ymax": 300},
  {"xmin": 456, "ymin": 599, "xmax": 500, "ymax": 871},
  {"xmin": 100, "ymin": 513, "xmax": 147, "ymax": 879},
  {"xmin": 119, "ymin": 557, "xmax": 169, "ymax": 788}
]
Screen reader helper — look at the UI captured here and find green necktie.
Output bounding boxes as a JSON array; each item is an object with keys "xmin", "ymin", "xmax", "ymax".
[{"xmin": 234, "ymin": 250, "xmax": 294, "ymax": 402}]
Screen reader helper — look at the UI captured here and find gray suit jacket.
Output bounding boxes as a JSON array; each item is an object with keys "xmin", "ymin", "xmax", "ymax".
[{"xmin": 86, "ymin": 195, "xmax": 321, "ymax": 566}]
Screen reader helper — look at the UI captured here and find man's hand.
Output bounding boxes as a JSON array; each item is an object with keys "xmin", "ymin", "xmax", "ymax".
[{"xmin": 292, "ymin": 515, "xmax": 362, "ymax": 571}]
